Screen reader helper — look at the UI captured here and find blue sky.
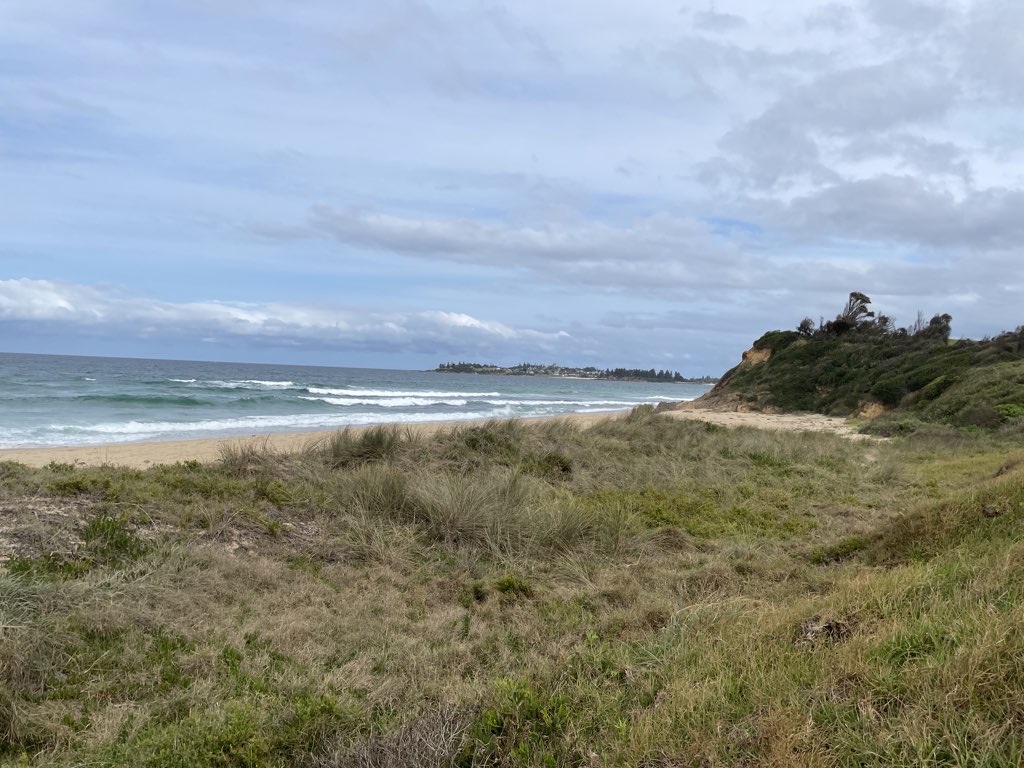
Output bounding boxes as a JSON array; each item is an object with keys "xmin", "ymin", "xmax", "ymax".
[{"xmin": 1, "ymin": 0, "xmax": 1022, "ymax": 374}]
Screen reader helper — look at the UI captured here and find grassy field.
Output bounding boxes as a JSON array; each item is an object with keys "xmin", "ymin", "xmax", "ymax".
[{"xmin": 2, "ymin": 407, "xmax": 1024, "ymax": 766}]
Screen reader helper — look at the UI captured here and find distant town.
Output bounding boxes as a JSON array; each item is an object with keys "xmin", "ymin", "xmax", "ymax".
[{"xmin": 435, "ymin": 361, "xmax": 719, "ymax": 384}]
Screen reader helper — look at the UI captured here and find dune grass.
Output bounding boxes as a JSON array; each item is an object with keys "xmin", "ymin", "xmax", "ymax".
[{"xmin": 2, "ymin": 409, "xmax": 1023, "ymax": 766}]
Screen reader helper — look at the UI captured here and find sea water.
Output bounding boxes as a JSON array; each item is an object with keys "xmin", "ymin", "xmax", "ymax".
[{"xmin": 0, "ymin": 353, "xmax": 712, "ymax": 448}]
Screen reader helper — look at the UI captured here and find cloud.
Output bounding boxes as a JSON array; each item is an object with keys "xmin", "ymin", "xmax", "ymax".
[
  {"xmin": 863, "ymin": 0, "xmax": 952, "ymax": 32},
  {"xmin": 0, "ymin": 279, "xmax": 570, "ymax": 354},
  {"xmin": 839, "ymin": 133, "xmax": 972, "ymax": 181},
  {"xmin": 291, "ymin": 199, "xmax": 1024, "ymax": 347},
  {"xmin": 710, "ymin": 58, "xmax": 960, "ymax": 189},
  {"xmin": 778, "ymin": 175, "xmax": 1024, "ymax": 250},
  {"xmin": 308, "ymin": 205, "xmax": 712, "ymax": 261},
  {"xmin": 693, "ymin": 11, "xmax": 747, "ymax": 33},
  {"xmin": 962, "ymin": 0, "xmax": 1024, "ymax": 104},
  {"xmin": 804, "ymin": 4, "xmax": 858, "ymax": 32},
  {"xmin": 305, "ymin": 205, "xmax": 753, "ymax": 297}
]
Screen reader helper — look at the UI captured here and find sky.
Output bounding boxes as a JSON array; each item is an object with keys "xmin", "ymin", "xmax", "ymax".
[{"xmin": 1, "ymin": 0, "xmax": 1022, "ymax": 375}]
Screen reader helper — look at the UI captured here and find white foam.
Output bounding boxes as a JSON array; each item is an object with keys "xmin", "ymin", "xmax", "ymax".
[
  {"xmin": 482, "ymin": 399, "xmax": 642, "ymax": 407},
  {"xmin": 306, "ymin": 387, "xmax": 500, "ymax": 398},
  {"xmin": 39, "ymin": 408, "xmax": 518, "ymax": 441},
  {"xmin": 205, "ymin": 380, "xmax": 296, "ymax": 389},
  {"xmin": 301, "ymin": 396, "xmax": 469, "ymax": 408}
]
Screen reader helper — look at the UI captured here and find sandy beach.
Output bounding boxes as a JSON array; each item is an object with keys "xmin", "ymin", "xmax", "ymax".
[{"xmin": 0, "ymin": 407, "xmax": 862, "ymax": 469}]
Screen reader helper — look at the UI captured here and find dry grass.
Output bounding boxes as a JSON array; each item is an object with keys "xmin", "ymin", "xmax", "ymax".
[{"xmin": 1, "ymin": 409, "xmax": 1023, "ymax": 766}]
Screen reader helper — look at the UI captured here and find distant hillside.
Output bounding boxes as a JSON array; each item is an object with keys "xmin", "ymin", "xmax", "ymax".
[{"xmin": 697, "ymin": 292, "xmax": 1024, "ymax": 429}]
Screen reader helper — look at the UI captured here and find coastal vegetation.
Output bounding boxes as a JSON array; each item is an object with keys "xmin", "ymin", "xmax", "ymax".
[
  {"xmin": 3, "ymin": 408, "xmax": 1024, "ymax": 765},
  {"xmin": 436, "ymin": 362, "xmax": 716, "ymax": 383},
  {"xmin": 702, "ymin": 292, "xmax": 1024, "ymax": 432}
]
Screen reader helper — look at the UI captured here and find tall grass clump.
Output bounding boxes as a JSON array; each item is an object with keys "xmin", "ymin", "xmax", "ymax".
[
  {"xmin": 313, "ymin": 425, "xmax": 416, "ymax": 469},
  {"xmin": 218, "ymin": 439, "xmax": 282, "ymax": 476},
  {"xmin": 408, "ymin": 468, "xmax": 536, "ymax": 546}
]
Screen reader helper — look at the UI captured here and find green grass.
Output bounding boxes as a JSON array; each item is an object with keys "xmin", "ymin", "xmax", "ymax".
[{"xmin": 2, "ymin": 410, "xmax": 1024, "ymax": 765}]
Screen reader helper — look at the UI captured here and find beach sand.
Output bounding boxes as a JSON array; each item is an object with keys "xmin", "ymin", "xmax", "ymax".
[{"xmin": 0, "ymin": 408, "xmax": 863, "ymax": 469}]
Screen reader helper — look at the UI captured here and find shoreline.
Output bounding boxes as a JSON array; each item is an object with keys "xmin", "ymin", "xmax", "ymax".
[{"xmin": 0, "ymin": 407, "xmax": 862, "ymax": 469}]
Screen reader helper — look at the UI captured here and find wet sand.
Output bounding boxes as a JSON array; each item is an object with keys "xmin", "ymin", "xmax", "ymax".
[{"xmin": 0, "ymin": 407, "xmax": 862, "ymax": 469}]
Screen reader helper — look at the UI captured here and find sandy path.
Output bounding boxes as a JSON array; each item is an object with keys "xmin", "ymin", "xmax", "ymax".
[
  {"xmin": 660, "ymin": 408, "xmax": 863, "ymax": 438},
  {"xmin": 0, "ymin": 408, "xmax": 861, "ymax": 469}
]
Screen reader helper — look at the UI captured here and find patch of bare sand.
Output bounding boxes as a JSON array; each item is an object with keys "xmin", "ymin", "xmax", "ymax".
[{"xmin": 662, "ymin": 407, "xmax": 869, "ymax": 439}]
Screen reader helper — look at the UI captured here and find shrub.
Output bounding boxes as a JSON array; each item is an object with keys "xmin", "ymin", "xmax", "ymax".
[
  {"xmin": 493, "ymin": 573, "xmax": 534, "ymax": 599},
  {"xmin": 958, "ymin": 405, "xmax": 1003, "ymax": 429},
  {"xmin": 917, "ymin": 374, "xmax": 955, "ymax": 402},
  {"xmin": 870, "ymin": 376, "xmax": 905, "ymax": 407},
  {"xmin": 995, "ymin": 403, "xmax": 1024, "ymax": 421},
  {"xmin": 753, "ymin": 330, "xmax": 801, "ymax": 352}
]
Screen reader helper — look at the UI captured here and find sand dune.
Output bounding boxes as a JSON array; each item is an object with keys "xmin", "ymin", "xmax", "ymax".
[{"xmin": 0, "ymin": 407, "xmax": 862, "ymax": 469}]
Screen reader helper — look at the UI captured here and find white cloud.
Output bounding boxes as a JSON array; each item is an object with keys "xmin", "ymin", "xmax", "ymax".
[
  {"xmin": 304, "ymin": 206, "xmax": 759, "ymax": 299},
  {"xmin": 308, "ymin": 205, "xmax": 726, "ymax": 264},
  {"xmin": 0, "ymin": 279, "xmax": 569, "ymax": 354}
]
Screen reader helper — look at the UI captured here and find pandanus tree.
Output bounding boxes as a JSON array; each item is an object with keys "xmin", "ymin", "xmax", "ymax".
[
  {"xmin": 840, "ymin": 292, "xmax": 875, "ymax": 324},
  {"xmin": 825, "ymin": 291, "xmax": 875, "ymax": 336}
]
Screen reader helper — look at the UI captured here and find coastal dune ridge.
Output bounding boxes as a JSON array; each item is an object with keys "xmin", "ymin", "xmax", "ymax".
[{"xmin": 0, "ymin": 408, "xmax": 864, "ymax": 469}]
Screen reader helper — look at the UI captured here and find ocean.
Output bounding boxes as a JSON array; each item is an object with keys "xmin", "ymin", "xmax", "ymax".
[{"xmin": 0, "ymin": 353, "xmax": 712, "ymax": 448}]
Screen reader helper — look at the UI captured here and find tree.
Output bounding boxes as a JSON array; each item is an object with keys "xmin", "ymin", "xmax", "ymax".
[
  {"xmin": 840, "ymin": 292, "xmax": 875, "ymax": 324},
  {"xmin": 924, "ymin": 313, "xmax": 953, "ymax": 342},
  {"xmin": 797, "ymin": 317, "xmax": 816, "ymax": 337},
  {"xmin": 824, "ymin": 292, "xmax": 875, "ymax": 336}
]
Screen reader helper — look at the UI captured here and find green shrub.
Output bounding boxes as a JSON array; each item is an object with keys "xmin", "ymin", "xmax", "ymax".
[
  {"xmin": 870, "ymin": 376, "xmax": 905, "ymax": 406},
  {"xmin": 493, "ymin": 573, "xmax": 534, "ymax": 599},
  {"xmin": 753, "ymin": 330, "xmax": 801, "ymax": 352},
  {"xmin": 861, "ymin": 417, "xmax": 927, "ymax": 437},
  {"xmin": 917, "ymin": 374, "xmax": 956, "ymax": 402},
  {"xmin": 995, "ymin": 403, "xmax": 1024, "ymax": 421}
]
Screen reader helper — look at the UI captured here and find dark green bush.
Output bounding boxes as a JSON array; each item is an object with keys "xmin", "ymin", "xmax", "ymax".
[{"xmin": 870, "ymin": 376, "xmax": 905, "ymax": 407}]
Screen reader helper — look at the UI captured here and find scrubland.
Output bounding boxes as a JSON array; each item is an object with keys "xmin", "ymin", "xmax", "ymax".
[{"xmin": 2, "ymin": 407, "xmax": 1024, "ymax": 766}]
